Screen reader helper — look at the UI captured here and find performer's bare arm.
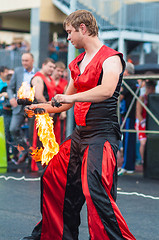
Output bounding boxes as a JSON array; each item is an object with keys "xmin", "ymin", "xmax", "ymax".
[
  {"xmin": 31, "ymin": 76, "xmax": 47, "ymax": 103},
  {"xmin": 26, "ymin": 78, "xmax": 77, "ymax": 115},
  {"xmin": 26, "ymin": 55, "xmax": 122, "ymax": 117},
  {"xmin": 54, "ymin": 55, "xmax": 123, "ymax": 104}
]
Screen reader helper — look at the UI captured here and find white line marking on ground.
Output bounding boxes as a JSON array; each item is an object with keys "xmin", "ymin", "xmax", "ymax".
[
  {"xmin": 0, "ymin": 175, "xmax": 40, "ymax": 181},
  {"xmin": 0, "ymin": 175, "xmax": 159, "ymax": 200},
  {"xmin": 118, "ymin": 191, "xmax": 159, "ymax": 200}
]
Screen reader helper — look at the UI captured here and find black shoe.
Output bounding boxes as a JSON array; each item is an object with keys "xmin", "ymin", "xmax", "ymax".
[{"xmin": 21, "ymin": 220, "xmax": 42, "ymax": 240}]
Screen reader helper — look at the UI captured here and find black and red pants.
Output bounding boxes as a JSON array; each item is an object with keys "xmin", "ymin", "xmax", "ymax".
[{"xmin": 33, "ymin": 125, "xmax": 135, "ymax": 240}]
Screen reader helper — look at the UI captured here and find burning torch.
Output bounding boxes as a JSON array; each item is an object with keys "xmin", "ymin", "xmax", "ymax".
[
  {"xmin": 17, "ymin": 82, "xmax": 35, "ymax": 105},
  {"xmin": 17, "ymin": 82, "xmax": 59, "ymax": 166}
]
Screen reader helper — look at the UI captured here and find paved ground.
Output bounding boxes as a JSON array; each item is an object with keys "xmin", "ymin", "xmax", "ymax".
[{"xmin": 0, "ymin": 167, "xmax": 159, "ymax": 240}]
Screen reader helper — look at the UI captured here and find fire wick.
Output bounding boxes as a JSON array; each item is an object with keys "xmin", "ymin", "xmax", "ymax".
[{"xmin": 51, "ymin": 97, "xmax": 62, "ymax": 108}]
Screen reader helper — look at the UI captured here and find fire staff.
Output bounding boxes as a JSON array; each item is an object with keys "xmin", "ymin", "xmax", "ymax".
[{"xmin": 21, "ymin": 10, "xmax": 136, "ymax": 240}]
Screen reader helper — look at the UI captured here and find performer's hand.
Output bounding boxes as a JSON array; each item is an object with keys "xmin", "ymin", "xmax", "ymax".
[
  {"xmin": 24, "ymin": 106, "xmax": 35, "ymax": 118},
  {"xmin": 51, "ymin": 94, "xmax": 74, "ymax": 107},
  {"xmin": 51, "ymin": 97, "xmax": 62, "ymax": 107}
]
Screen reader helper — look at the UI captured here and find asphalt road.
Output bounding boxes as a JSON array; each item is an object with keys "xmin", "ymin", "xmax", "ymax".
[{"xmin": 0, "ymin": 171, "xmax": 159, "ymax": 240}]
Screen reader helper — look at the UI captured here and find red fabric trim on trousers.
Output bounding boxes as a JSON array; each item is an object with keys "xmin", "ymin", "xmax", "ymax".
[
  {"xmin": 101, "ymin": 141, "xmax": 116, "ymax": 194},
  {"xmin": 81, "ymin": 146, "xmax": 110, "ymax": 240},
  {"xmin": 41, "ymin": 139, "xmax": 72, "ymax": 240},
  {"xmin": 102, "ymin": 142, "xmax": 136, "ymax": 240},
  {"xmin": 81, "ymin": 142, "xmax": 136, "ymax": 240}
]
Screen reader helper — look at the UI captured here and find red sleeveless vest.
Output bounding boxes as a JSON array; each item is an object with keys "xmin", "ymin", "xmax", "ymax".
[{"xmin": 69, "ymin": 45, "xmax": 123, "ymax": 126}]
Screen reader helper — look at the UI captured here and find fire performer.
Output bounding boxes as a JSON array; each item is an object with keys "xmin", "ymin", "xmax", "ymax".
[{"xmin": 21, "ymin": 10, "xmax": 136, "ymax": 240}]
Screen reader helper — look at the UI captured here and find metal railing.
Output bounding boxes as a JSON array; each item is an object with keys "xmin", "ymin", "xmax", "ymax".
[
  {"xmin": 120, "ymin": 74, "xmax": 159, "ymax": 135},
  {"xmin": 53, "ymin": 0, "xmax": 159, "ymax": 34}
]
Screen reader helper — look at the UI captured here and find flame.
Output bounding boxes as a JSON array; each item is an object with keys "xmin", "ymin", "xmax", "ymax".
[
  {"xmin": 17, "ymin": 82, "xmax": 35, "ymax": 101},
  {"xmin": 31, "ymin": 113, "xmax": 59, "ymax": 165}
]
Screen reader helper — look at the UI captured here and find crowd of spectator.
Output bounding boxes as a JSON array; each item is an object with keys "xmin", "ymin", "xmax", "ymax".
[
  {"xmin": 0, "ymin": 39, "xmax": 68, "ymax": 68},
  {"xmin": 0, "ymin": 40, "xmax": 30, "ymax": 52}
]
